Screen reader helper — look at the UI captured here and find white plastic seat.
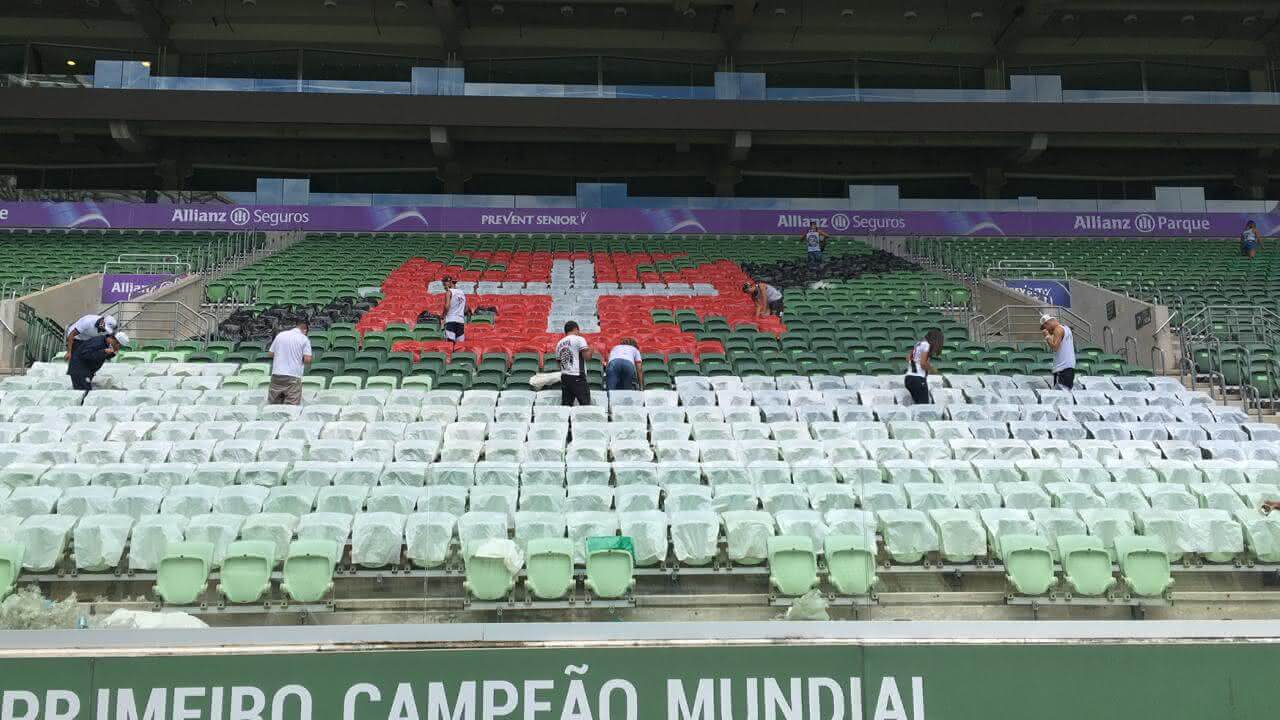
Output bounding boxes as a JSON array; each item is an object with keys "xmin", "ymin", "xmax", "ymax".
[
  {"xmin": 16, "ymin": 514, "xmax": 77, "ymax": 571},
  {"xmin": 111, "ymin": 485, "xmax": 164, "ymax": 519},
  {"xmin": 1141, "ymin": 483, "xmax": 1198, "ymax": 511},
  {"xmin": 380, "ymin": 462, "xmax": 430, "ymax": 487},
  {"xmin": 997, "ymin": 481, "xmax": 1051, "ymax": 509},
  {"xmin": 316, "ymin": 485, "xmax": 370, "ymax": 515},
  {"xmin": 129, "ymin": 514, "xmax": 188, "ymax": 571},
  {"xmin": 351, "ymin": 512, "xmax": 407, "ymax": 567},
  {"xmin": 367, "ymin": 486, "xmax": 426, "ymax": 515},
  {"xmin": 905, "ymin": 483, "xmax": 956, "ymax": 511},
  {"xmin": 185, "ymin": 513, "xmax": 245, "ymax": 567}
]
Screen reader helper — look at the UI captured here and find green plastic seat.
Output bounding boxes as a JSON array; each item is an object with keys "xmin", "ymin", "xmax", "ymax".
[
  {"xmin": 1057, "ymin": 535, "xmax": 1116, "ymax": 597},
  {"xmin": 220, "ymin": 375, "xmax": 264, "ymax": 390},
  {"xmin": 238, "ymin": 362, "xmax": 272, "ymax": 376},
  {"xmin": 767, "ymin": 535, "xmax": 818, "ymax": 596},
  {"xmin": 0, "ymin": 543, "xmax": 23, "ymax": 600},
  {"xmin": 525, "ymin": 538, "xmax": 575, "ymax": 600},
  {"xmin": 155, "ymin": 541, "xmax": 214, "ymax": 605},
  {"xmin": 1001, "ymin": 534, "xmax": 1055, "ymax": 596},
  {"xmin": 401, "ymin": 375, "xmax": 434, "ymax": 391},
  {"xmin": 584, "ymin": 536, "xmax": 635, "ymax": 599},
  {"xmin": 1115, "ymin": 536, "xmax": 1174, "ymax": 598},
  {"xmin": 824, "ymin": 534, "xmax": 878, "ymax": 596},
  {"xmin": 282, "ymin": 539, "xmax": 341, "ymax": 603},
  {"xmin": 218, "ymin": 540, "xmax": 276, "ymax": 604},
  {"xmin": 329, "ymin": 375, "xmax": 364, "ymax": 390},
  {"xmin": 464, "ymin": 540, "xmax": 520, "ymax": 601}
]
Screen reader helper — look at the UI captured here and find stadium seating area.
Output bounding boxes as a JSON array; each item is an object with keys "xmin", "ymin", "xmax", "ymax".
[
  {"xmin": 2, "ymin": 359, "xmax": 1278, "ymax": 609},
  {"xmin": 143, "ymin": 233, "xmax": 1136, "ymax": 389},
  {"xmin": 0, "ymin": 229, "xmax": 255, "ymax": 297},
  {"xmin": 908, "ymin": 235, "xmax": 1280, "ymax": 398}
]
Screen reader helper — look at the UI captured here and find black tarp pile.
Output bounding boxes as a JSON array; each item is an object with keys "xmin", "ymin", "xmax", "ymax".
[
  {"xmin": 741, "ymin": 250, "xmax": 919, "ymax": 289},
  {"xmin": 216, "ymin": 295, "xmax": 375, "ymax": 342}
]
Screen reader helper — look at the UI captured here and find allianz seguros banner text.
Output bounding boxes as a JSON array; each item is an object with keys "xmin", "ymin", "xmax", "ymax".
[
  {"xmin": 101, "ymin": 273, "xmax": 179, "ymax": 303},
  {"xmin": 0, "ymin": 202, "xmax": 1258, "ymax": 237},
  {"xmin": 0, "ymin": 640, "xmax": 1278, "ymax": 720}
]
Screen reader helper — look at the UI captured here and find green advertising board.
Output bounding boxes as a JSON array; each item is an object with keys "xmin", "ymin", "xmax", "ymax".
[{"xmin": 0, "ymin": 639, "xmax": 1276, "ymax": 720}]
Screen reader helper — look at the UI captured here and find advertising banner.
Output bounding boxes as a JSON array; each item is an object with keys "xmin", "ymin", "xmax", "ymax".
[
  {"xmin": 0, "ymin": 641, "xmax": 1275, "ymax": 719},
  {"xmin": 1003, "ymin": 278, "xmax": 1072, "ymax": 307},
  {"xmin": 0, "ymin": 201, "xmax": 1266, "ymax": 237},
  {"xmin": 100, "ymin": 273, "xmax": 179, "ymax": 303}
]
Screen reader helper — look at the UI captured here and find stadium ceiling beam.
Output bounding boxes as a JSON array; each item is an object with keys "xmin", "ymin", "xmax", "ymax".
[
  {"xmin": 1013, "ymin": 132, "xmax": 1049, "ymax": 164},
  {"xmin": 432, "ymin": 0, "xmax": 463, "ymax": 60},
  {"xmin": 111, "ymin": 0, "xmax": 170, "ymax": 48},
  {"xmin": 994, "ymin": 0, "xmax": 1064, "ymax": 54},
  {"xmin": 430, "ymin": 126, "xmax": 454, "ymax": 160},
  {"xmin": 720, "ymin": 0, "xmax": 756, "ymax": 61},
  {"xmin": 107, "ymin": 120, "xmax": 151, "ymax": 154}
]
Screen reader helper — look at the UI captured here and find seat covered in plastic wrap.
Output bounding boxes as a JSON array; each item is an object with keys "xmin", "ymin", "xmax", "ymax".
[
  {"xmin": 184, "ymin": 513, "xmax": 245, "ymax": 567},
  {"xmin": 351, "ymin": 512, "xmax": 406, "ymax": 567},
  {"xmin": 129, "ymin": 514, "xmax": 188, "ymax": 571},
  {"xmin": 877, "ymin": 509, "xmax": 939, "ymax": 563},
  {"xmin": 17, "ymin": 514, "xmax": 77, "ymax": 570},
  {"xmin": 406, "ymin": 513, "xmax": 457, "ymax": 568},
  {"xmin": 721, "ymin": 510, "xmax": 774, "ymax": 565}
]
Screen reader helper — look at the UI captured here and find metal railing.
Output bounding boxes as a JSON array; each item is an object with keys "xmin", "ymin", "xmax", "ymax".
[
  {"xmin": 1175, "ymin": 305, "xmax": 1280, "ymax": 419},
  {"xmin": 975, "ymin": 304, "xmax": 1093, "ymax": 347},
  {"xmin": 98, "ymin": 299, "xmax": 216, "ymax": 345},
  {"xmin": 17, "ymin": 302, "xmax": 65, "ymax": 364}
]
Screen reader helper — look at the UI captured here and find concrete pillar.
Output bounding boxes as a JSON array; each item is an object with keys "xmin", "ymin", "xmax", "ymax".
[
  {"xmin": 1234, "ymin": 166, "xmax": 1269, "ymax": 200},
  {"xmin": 437, "ymin": 161, "xmax": 470, "ymax": 194},
  {"xmin": 1249, "ymin": 66, "xmax": 1271, "ymax": 92},
  {"xmin": 972, "ymin": 167, "xmax": 1006, "ymax": 199},
  {"xmin": 709, "ymin": 165, "xmax": 741, "ymax": 197},
  {"xmin": 983, "ymin": 64, "xmax": 1005, "ymax": 90},
  {"xmin": 155, "ymin": 159, "xmax": 192, "ymax": 192}
]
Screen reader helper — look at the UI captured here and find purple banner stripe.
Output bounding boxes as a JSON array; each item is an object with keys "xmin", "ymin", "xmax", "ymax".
[{"xmin": 0, "ymin": 202, "xmax": 1261, "ymax": 237}]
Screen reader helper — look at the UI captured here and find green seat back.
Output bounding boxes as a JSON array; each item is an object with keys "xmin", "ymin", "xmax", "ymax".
[
  {"xmin": 584, "ymin": 548, "xmax": 635, "ymax": 599},
  {"xmin": 464, "ymin": 554, "xmax": 517, "ymax": 601},
  {"xmin": 824, "ymin": 535, "xmax": 877, "ymax": 596},
  {"xmin": 218, "ymin": 540, "xmax": 276, "ymax": 604},
  {"xmin": 767, "ymin": 536, "xmax": 818, "ymax": 596},
  {"xmin": 1057, "ymin": 535, "xmax": 1116, "ymax": 597},
  {"xmin": 1115, "ymin": 536, "xmax": 1174, "ymax": 597},
  {"xmin": 155, "ymin": 541, "xmax": 214, "ymax": 605},
  {"xmin": 282, "ymin": 540, "xmax": 341, "ymax": 603},
  {"xmin": 0, "ymin": 543, "xmax": 23, "ymax": 601},
  {"xmin": 1001, "ymin": 534, "xmax": 1055, "ymax": 595},
  {"xmin": 525, "ymin": 538, "xmax": 574, "ymax": 600}
]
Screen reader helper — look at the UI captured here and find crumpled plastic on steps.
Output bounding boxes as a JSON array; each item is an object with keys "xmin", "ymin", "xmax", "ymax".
[
  {"xmin": 0, "ymin": 588, "xmax": 78, "ymax": 630},
  {"xmin": 97, "ymin": 609, "xmax": 208, "ymax": 630},
  {"xmin": 784, "ymin": 589, "xmax": 830, "ymax": 621}
]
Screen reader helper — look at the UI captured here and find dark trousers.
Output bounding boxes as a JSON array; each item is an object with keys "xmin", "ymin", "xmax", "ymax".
[
  {"xmin": 904, "ymin": 375, "xmax": 931, "ymax": 404},
  {"xmin": 67, "ymin": 339, "xmax": 110, "ymax": 392},
  {"xmin": 1053, "ymin": 368, "xmax": 1076, "ymax": 390},
  {"xmin": 561, "ymin": 373, "xmax": 591, "ymax": 406}
]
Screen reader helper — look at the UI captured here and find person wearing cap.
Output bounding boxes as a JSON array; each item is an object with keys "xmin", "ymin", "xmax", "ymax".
[
  {"xmin": 1041, "ymin": 314, "xmax": 1076, "ymax": 390},
  {"xmin": 1241, "ymin": 220, "xmax": 1262, "ymax": 259},
  {"xmin": 743, "ymin": 281, "xmax": 784, "ymax": 317},
  {"xmin": 67, "ymin": 329, "xmax": 126, "ymax": 392},
  {"xmin": 266, "ymin": 318, "xmax": 312, "ymax": 405},
  {"xmin": 64, "ymin": 314, "xmax": 118, "ymax": 362},
  {"xmin": 439, "ymin": 275, "xmax": 467, "ymax": 345}
]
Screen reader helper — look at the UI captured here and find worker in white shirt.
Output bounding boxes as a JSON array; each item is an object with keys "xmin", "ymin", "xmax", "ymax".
[
  {"xmin": 64, "ymin": 314, "xmax": 118, "ymax": 362},
  {"xmin": 439, "ymin": 275, "xmax": 467, "ymax": 344},
  {"xmin": 742, "ymin": 281, "xmax": 784, "ymax": 317},
  {"xmin": 555, "ymin": 321, "xmax": 592, "ymax": 406},
  {"xmin": 266, "ymin": 318, "xmax": 313, "ymax": 405},
  {"xmin": 605, "ymin": 338, "xmax": 644, "ymax": 391}
]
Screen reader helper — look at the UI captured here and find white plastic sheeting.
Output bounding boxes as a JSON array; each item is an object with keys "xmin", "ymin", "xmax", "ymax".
[
  {"xmin": 877, "ymin": 509, "xmax": 939, "ymax": 563},
  {"xmin": 17, "ymin": 514, "xmax": 77, "ymax": 570},
  {"xmin": 405, "ymin": 513, "xmax": 456, "ymax": 568},
  {"xmin": 567, "ymin": 511, "xmax": 619, "ymax": 564},
  {"xmin": 721, "ymin": 510, "xmax": 774, "ymax": 564},
  {"xmin": 184, "ymin": 513, "xmax": 245, "ymax": 567},
  {"xmin": 296, "ymin": 512, "xmax": 353, "ymax": 546},
  {"xmin": 1030, "ymin": 508, "xmax": 1086, "ymax": 560},
  {"xmin": 619, "ymin": 511, "xmax": 668, "ymax": 566},
  {"xmin": 351, "ymin": 512, "xmax": 407, "ymax": 567},
  {"xmin": 239, "ymin": 513, "xmax": 299, "ymax": 562},
  {"xmin": 129, "ymin": 514, "xmax": 188, "ymax": 571},
  {"xmin": 929, "ymin": 509, "xmax": 986, "ymax": 562}
]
